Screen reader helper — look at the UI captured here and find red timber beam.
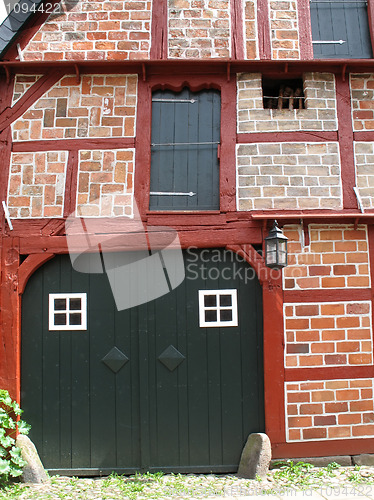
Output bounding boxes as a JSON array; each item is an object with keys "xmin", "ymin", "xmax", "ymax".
[
  {"xmin": 298, "ymin": 0, "xmax": 314, "ymax": 60},
  {"xmin": 0, "ymin": 237, "xmax": 20, "ymax": 401},
  {"xmin": 368, "ymin": 224, "xmax": 374, "ymax": 376},
  {"xmin": 150, "ymin": 0, "xmax": 168, "ymax": 60},
  {"xmin": 3, "ymin": 59, "xmax": 374, "ymax": 79},
  {"xmin": 355, "ymin": 131, "xmax": 374, "ymax": 141},
  {"xmin": 18, "ymin": 253, "xmax": 55, "ymax": 295},
  {"xmin": 12, "ymin": 138, "xmax": 135, "ymax": 153},
  {"xmin": 227, "ymin": 243, "xmax": 286, "ymax": 446},
  {"xmin": 0, "ymin": 72, "xmax": 14, "ymax": 235},
  {"xmin": 237, "ymin": 131, "xmax": 339, "ymax": 143},
  {"xmin": 135, "ymin": 77, "xmax": 150, "ymax": 218},
  {"xmin": 336, "ymin": 75, "xmax": 357, "ymax": 210},
  {"xmin": 15, "ymin": 230, "xmax": 263, "ymax": 256},
  {"xmin": 273, "ymin": 438, "xmax": 374, "ymax": 459},
  {"xmin": 257, "ymin": 0, "xmax": 271, "ymax": 59},
  {"xmin": 0, "ymin": 70, "xmax": 65, "ymax": 133},
  {"xmin": 63, "ymin": 150, "xmax": 79, "ymax": 218},
  {"xmin": 284, "ymin": 288, "xmax": 372, "ymax": 302},
  {"xmin": 368, "ymin": 0, "xmax": 374, "ymax": 58},
  {"xmin": 230, "ymin": 0, "xmax": 245, "ymax": 60}
]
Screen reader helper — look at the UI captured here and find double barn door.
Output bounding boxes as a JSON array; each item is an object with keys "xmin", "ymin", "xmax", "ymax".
[{"xmin": 21, "ymin": 249, "xmax": 264, "ymax": 475}]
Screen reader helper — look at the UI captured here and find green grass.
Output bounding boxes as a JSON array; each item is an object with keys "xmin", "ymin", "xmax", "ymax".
[{"xmin": 267, "ymin": 460, "xmax": 374, "ymax": 491}]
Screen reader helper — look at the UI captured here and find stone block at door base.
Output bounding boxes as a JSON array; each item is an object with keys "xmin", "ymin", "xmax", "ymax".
[
  {"xmin": 16, "ymin": 434, "xmax": 48, "ymax": 484},
  {"xmin": 237, "ymin": 432, "xmax": 271, "ymax": 479},
  {"xmin": 352, "ymin": 454, "xmax": 374, "ymax": 466}
]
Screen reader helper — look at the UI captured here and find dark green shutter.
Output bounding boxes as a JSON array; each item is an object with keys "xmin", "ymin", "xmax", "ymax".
[
  {"xmin": 150, "ymin": 88, "xmax": 220, "ymax": 211},
  {"xmin": 311, "ymin": 0, "xmax": 372, "ymax": 58}
]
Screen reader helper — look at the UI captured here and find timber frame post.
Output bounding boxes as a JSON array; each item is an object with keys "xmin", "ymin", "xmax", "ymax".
[
  {"xmin": 0, "ymin": 236, "xmax": 20, "ymax": 401},
  {"xmin": 227, "ymin": 243, "xmax": 285, "ymax": 445}
]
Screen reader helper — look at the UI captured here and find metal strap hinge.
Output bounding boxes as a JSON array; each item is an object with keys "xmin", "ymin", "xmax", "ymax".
[
  {"xmin": 312, "ymin": 40, "xmax": 346, "ymax": 44},
  {"xmin": 310, "ymin": 0, "xmax": 366, "ymax": 3},
  {"xmin": 150, "ymin": 191, "xmax": 196, "ymax": 197},
  {"xmin": 151, "ymin": 141, "xmax": 220, "ymax": 147},
  {"xmin": 152, "ymin": 99, "xmax": 196, "ymax": 103}
]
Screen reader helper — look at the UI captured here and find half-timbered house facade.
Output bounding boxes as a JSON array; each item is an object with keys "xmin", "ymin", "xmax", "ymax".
[{"xmin": 0, "ymin": 0, "xmax": 374, "ymax": 475}]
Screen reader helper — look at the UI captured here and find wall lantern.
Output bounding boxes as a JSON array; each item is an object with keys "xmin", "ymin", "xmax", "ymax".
[{"xmin": 265, "ymin": 220, "xmax": 288, "ymax": 270}]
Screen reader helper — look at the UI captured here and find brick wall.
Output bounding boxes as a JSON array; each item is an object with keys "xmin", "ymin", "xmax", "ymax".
[
  {"xmin": 284, "ymin": 302, "xmax": 372, "ymax": 368},
  {"xmin": 12, "ymin": 75, "xmax": 42, "ymax": 105},
  {"xmin": 168, "ymin": 0, "xmax": 231, "ymax": 58},
  {"xmin": 237, "ymin": 142, "xmax": 342, "ymax": 210},
  {"xmin": 354, "ymin": 142, "xmax": 374, "ymax": 210},
  {"xmin": 7, "ymin": 148, "xmax": 135, "ymax": 219},
  {"xmin": 237, "ymin": 73, "xmax": 337, "ymax": 132},
  {"xmin": 12, "ymin": 74, "xmax": 138, "ymax": 141},
  {"xmin": 77, "ymin": 149, "xmax": 134, "ymax": 217},
  {"xmin": 244, "ymin": 0, "xmax": 257, "ymax": 59},
  {"xmin": 286, "ymin": 379, "xmax": 374, "ymax": 441},
  {"xmin": 21, "ymin": 0, "xmax": 152, "ymax": 61},
  {"xmin": 7, "ymin": 151, "xmax": 68, "ymax": 218},
  {"xmin": 351, "ymin": 73, "xmax": 374, "ymax": 131},
  {"xmin": 269, "ymin": 0, "xmax": 299, "ymax": 59},
  {"xmin": 283, "ymin": 224, "xmax": 370, "ymax": 290}
]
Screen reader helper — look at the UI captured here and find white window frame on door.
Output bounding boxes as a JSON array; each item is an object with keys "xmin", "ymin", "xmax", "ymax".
[
  {"xmin": 198, "ymin": 289, "xmax": 238, "ymax": 327},
  {"xmin": 49, "ymin": 293, "xmax": 87, "ymax": 331}
]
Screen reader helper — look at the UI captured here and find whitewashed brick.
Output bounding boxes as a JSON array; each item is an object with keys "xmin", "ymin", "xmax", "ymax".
[
  {"xmin": 237, "ymin": 142, "xmax": 342, "ymax": 210},
  {"xmin": 354, "ymin": 142, "xmax": 374, "ymax": 209}
]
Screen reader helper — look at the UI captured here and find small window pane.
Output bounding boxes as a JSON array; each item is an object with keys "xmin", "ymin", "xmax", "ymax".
[
  {"xmin": 69, "ymin": 298, "xmax": 82, "ymax": 310},
  {"xmin": 220, "ymin": 295, "xmax": 232, "ymax": 307},
  {"xmin": 205, "ymin": 310, "xmax": 217, "ymax": 322},
  {"xmin": 54, "ymin": 299, "xmax": 67, "ymax": 311},
  {"xmin": 220, "ymin": 310, "xmax": 233, "ymax": 322},
  {"xmin": 199, "ymin": 289, "xmax": 238, "ymax": 327},
  {"xmin": 69, "ymin": 313, "xmax": 82, "ymax": 325},
  {"xmin": 204, "ymin": 295, "xmax": 217, "ymax": 307},
  {"xmin": 49, "ymin": 293, "xmax": 87, "ymax": 331},
  {"xmin": 54, "ymin": 313, "xmax": 67, "ymax": 325}
]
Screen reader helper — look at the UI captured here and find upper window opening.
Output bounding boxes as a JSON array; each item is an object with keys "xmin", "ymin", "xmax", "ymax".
[
  {"xmin": 150, "ymin": 87, "xmax": 221, "ymax": 211},
  {"xmin": 262, "ymin": 78, "xmax": 305, "ymax": 110},
  {"xmin": 310, "ymin": 0, "xmax": 372, "ymax": 59}
]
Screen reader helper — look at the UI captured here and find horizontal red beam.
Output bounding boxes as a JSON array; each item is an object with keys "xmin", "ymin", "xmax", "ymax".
[
  {"xmin": 9, "ymin": 214, "xmax": 261, "ymax": 231},
  {"xmin": 12, "ymin": 138, "xmax": 135, "ymax": 152},
  {"xmin": 272, "ymin": 438, "xmax": 374, "ymax": 459},
  {"xmin": 284, "ymin": 288, "xmax": 372, "ymax": 303},
  {"xmin": 237, "ymin": 131, "xmax": 338, "ymax": 143},
  {"xmin": 285, "ymin": 365, "xmax": 374, "ymax": 381},
  {"xmin": 17, "ymin": 227, "xmax": 263, "ymax": 254},
  {"xmin": 354, "ymin": 131, "xmax": 374, "ymax": 141},
  {"xmin": 2, "ymin": 58, "xmax": 374, "ymax": 76},
  {"xmin": 251, "ymin": 210, "xmax": 374, "ymax": 222}
]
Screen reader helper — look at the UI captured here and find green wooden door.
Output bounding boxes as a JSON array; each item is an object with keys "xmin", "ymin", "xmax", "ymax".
[{"xmin": 21, "ymin": 249, "xmax": 264, "ymax": 475}]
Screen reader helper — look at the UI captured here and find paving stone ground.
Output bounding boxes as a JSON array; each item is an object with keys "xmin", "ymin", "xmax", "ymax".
[{"xmin": 2, "ymin": 465, "xmax": 374, "ymax": 500}]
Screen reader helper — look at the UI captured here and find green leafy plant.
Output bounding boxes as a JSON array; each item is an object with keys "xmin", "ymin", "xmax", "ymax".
[
  {"xmin": 271, "ymin": 460, "xmax": 317, "ymax": 488},
  {"xmin": 0, "ymin": 389, "xmax": 30, "ymax": 483}
]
